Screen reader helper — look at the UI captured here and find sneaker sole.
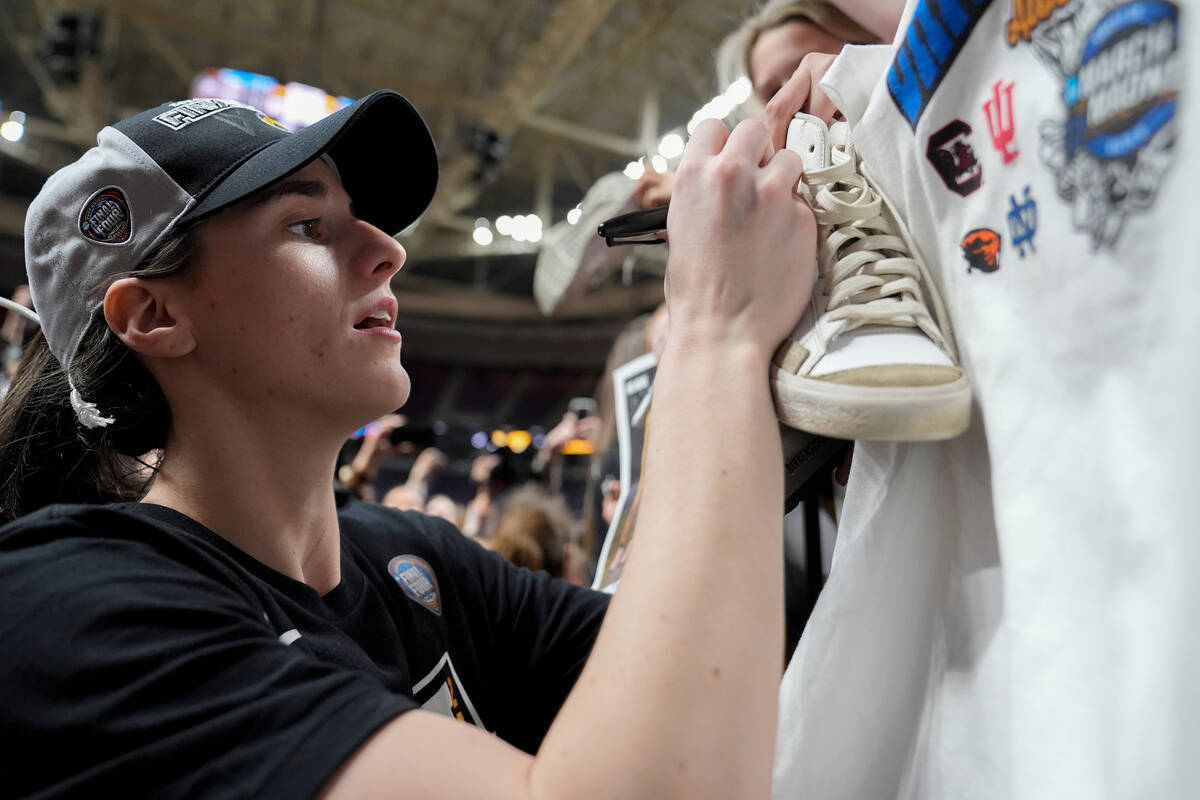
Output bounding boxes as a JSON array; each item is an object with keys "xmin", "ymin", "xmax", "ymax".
[{"xmin": 771, "ymin": 368, "xmax": 972, "ymax": 441}]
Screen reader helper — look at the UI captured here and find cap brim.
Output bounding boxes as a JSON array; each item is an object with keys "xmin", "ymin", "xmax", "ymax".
[{"xmin": 177, "ymin": 90, "xmax": 438, "ymax": 235}]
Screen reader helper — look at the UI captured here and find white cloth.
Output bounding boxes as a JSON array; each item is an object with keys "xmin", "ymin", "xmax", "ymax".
[{"xmin": 773, "ymin": 2, "xmax": 1200, "ymax": 798}]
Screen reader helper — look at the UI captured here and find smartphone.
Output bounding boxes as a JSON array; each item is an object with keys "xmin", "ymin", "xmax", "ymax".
[
  {"xmin": 388, "ymin": 423, "xmax": 437, "ymax": 448},
  {"xmin": 568, "ymin": 396, "xmax": 597, "ymax": 419}
]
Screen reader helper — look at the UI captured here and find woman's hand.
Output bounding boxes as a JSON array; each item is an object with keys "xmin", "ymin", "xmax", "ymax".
[
  {"xmin": 763, "ymin": 51, "xmax": 841, "ymax": 152},
  {"xmin": 634, "ymin": 168, "xmax": 676, "ymax": 209},
  {"xmin": 664, "ymin": 118, "xmax": 816, "ymax": 362}
]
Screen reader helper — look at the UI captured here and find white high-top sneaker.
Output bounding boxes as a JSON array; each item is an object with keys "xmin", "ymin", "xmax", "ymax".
[{"xmin": 772, "ymin": 113, "xmax": 971, "ymax": 441}]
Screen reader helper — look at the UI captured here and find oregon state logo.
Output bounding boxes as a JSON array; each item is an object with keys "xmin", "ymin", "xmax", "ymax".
[
  {"xmin": 79, "ymin": 187, "xmax": 132, "ymax": 244},
  {"xmin": 961, "ymin": 228, "xmax": 1002, "ymax": 273},
  {"xmin": 388, "ymin": 555, "xmax": 441, "ymax": 615}
]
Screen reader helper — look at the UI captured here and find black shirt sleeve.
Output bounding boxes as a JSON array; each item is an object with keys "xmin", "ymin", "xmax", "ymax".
[{"xmin": 0, "ymin": 507, "xmax": 416, "ymax": 799}]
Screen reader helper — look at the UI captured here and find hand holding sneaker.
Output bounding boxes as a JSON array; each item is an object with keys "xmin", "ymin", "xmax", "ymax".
[{"xmin": 664, "ymin": 117, "xmax": 817, "ymax": 362}]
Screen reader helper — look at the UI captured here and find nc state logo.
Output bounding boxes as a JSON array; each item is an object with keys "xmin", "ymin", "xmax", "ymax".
[
  {"xmin": 926, "ymin": 119, "xmax": 982, "ymax": 197},
  {"xmin": 961, "ymin": 228, "xmax": 1002, "ymax": 273}
]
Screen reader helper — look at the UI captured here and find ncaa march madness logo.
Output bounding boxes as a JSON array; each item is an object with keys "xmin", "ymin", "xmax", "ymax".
[{"xmin": 1023, "ymin": 0, "xmax": 1181, "ymax": 249}]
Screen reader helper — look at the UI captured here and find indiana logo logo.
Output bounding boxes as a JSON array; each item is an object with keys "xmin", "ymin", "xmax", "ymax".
[{"xmin": 983, "ymin": 81, "xmax": 1019, "ymax": 163}]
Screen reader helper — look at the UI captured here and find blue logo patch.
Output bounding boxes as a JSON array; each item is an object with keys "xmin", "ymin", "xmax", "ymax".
[
  {"xmin": 388, "ymin": 555, "xmax": 441, "ymax": 615},
  {"xmin": 887, "ymin": 0, "xmax": 995, "ymax": 129},
  {"xmin": 1030, "ymin": 0, "xmax": 1180, "ymax": 249},
  {"xmin": 1006, "ymin": 186, "xmax": 1039, "ymax": 258},
  {"xmin": 79, "ymin": 187, "xmax": 132, "ymax": 244}
]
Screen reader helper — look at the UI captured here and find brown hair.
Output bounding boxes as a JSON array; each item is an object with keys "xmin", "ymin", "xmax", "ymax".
[
  {"xmin": 490, "ymin": 485, "xmax": 575, "ymax": 578},
  {"xmin": 0, "ymin": 226, "xmax": 200, "ymax": 522}
]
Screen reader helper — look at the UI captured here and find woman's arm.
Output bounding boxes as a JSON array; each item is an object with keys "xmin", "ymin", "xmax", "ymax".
[{"xmin": 322, "ymin": 117, "xmax": 815, "ymax": 800}]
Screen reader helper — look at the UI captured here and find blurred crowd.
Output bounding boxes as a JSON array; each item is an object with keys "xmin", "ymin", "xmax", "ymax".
[{"xmin": 331, "ymin": 304, "xmax": 666, "ymax": 588}]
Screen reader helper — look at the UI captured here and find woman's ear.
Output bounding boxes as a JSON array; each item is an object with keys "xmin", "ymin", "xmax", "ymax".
[{"xmin": 103, "ymin": 277, "xmax": 195, "ymax": 358}]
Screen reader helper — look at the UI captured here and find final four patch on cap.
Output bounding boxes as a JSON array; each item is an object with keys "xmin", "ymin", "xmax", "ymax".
[
  {"xmin": 79, "ymin": 186, "xmax": 132, "ymax": 244},
  {"xmin": 388, "ymin": 555, "xmax": 441, "ymax": 615}
]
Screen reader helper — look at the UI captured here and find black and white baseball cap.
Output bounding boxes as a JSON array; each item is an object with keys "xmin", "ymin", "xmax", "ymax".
[{"xmin": 21, "ymin": 89, "xmax": 437, "ymax": 427}]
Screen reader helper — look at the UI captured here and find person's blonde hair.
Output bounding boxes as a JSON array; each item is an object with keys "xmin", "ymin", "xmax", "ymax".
[{"xmin": 715, "ymin": 0, "xmax": 878, "ymax": 104}]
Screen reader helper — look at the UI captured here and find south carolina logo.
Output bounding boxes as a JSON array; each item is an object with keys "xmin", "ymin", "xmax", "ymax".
[
  {"xmin": 79, "ymin": 187, "xmax": 132, "ymax": 244},
  {"xmin": 926, "ymin": 119, "xmax": 983, "ymax": 196},
  {"xmin": 961, "ymin": 228, "xmax": 1002, "ymax": 273},
  {"xmin": 1029, "ymin": 0, "xmax": 1180, "ymax": 249},
  {"xmin": 388, "ymin": 555, "xmax": 441, "ymax": 615}
]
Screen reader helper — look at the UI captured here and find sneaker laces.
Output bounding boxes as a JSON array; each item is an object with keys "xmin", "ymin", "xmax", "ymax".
[{"xmin": 800, "ymin": 141, "xmax": 954, "ymax": 358}]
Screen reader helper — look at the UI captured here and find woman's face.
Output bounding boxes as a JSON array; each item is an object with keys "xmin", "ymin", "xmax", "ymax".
[
  {"xmin": 180, "ymin": 158, "xmax": 410, "ymax": 431},
  {"xmin": 749, "ymin": 19, "xmax": 847, "ymax": 105}
]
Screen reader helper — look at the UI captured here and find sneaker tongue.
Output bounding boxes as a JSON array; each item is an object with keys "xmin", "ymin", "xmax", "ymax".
[
  {"xmin": 828, "ymin": 121, "xmax": 853, "ymax": 160},
  {"xmin": 785, "ymin": 112, "xmax": 832, "ymax": 173}
]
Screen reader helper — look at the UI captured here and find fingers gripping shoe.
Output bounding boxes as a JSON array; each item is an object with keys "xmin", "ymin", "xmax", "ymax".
[{"xmin": 771, "ymin": 113, "xmax": 972, "ymax": 441}]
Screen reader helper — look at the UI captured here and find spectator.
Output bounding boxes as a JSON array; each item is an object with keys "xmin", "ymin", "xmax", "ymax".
[
  {"xmin": 424, "ymin": 493, "xmax": 462, "ymax": 528},
  {"xmin": 490, "ymin": 485, "xmax": 586, "ymax": 585}
]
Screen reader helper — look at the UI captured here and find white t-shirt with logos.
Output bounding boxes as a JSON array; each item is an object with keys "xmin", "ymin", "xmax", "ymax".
[{"xmin": 772, "ymin": 2, "xmax": 1199, "ymax": 798}]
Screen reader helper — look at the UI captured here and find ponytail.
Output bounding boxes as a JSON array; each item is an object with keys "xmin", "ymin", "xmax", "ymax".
[{"xmin": 0, "ymin": 226, "xmax": 198, "ymax": 523}]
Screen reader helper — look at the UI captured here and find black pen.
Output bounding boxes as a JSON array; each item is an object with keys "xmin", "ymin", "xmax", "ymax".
[{"xmin": 597, "ymin": 204, "xmax": 669, "ymax": 247}]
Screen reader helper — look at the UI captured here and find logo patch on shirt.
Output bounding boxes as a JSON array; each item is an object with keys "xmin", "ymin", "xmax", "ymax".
[
  {"xmin": 927, "ymin": 119, "xmax": 983, "ymax": 196},
  {"xmin": 983, "ymin": 80, "xmax": 1020, "ymax": 163},
  {"xmin": 1007, "ymin": 186, "xmax": 1039, "ymax": 257},
  {"xmin": 413, "ymin": 652, "xmax": 485, "ymax": 728},
  {"xmin": 78, "ymin": 187, "xmax": 132, "ymax": 244},
  {"xmin": 1006, "ymin": 0, "xmax": 1073, "ymax": 46},
  {"xmin": 388, "ymin": 555, "xmax": 441, "ymax": 615},
  {"xmin": 1026, "ymin": 0, "xmax": 1180, "ymax": 249},
  {"xmin": 887, "ymin": 0, "xmax": 995, "ymax": 129},
  {"xmin": 961, "ymin": 228, "xmax": 1002, "ymax": 272}
]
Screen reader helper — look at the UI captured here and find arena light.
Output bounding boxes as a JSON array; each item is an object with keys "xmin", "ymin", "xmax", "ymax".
[
  {"xmin": 507, "ymin": 430, "xmax": 532, "ymax": 454},
  {"xmin": 490, "ymin": 429, "xmax": 508, "ymax": 447},
  {"xmin": 561, "ymin": 438, "xmax": 595, "ymax": 456},
  {"xmin": 189, "ymin": 67, "xmax": 351, "ymax": 131},
  {"xmin": 651, "ymin": 155, "xmax": 668, "ymax": 173},
  {"xmin": 495, "ymin": 214, "xmax": 513, "ymax": 236},
  {"xmin": 623, "ymin": 158, "xmax": 645, "ymax": 180},
  {"xmin": 0, "ymin": 119, "xmax": 23, "ymax": 142},
  {"xmin": 725, "ymin": 76, "xmax": 752, "ymax": 104},
  {"xmin": 510, "ymin": 214, "xmax": 528, "ymax": 242},
  {"xmin": 686, "ymin": 77, "xmax": 753, "ymax": 136},
  {"xmin": 472, "ymin": 227, "xmax": 493, "ymax": 246},
  {"xmin": 658, "ymin": 133, "xmax": 684, "ymax": 159},
  {"xmin": 566, "ymin": 205, "xmax": 582, "ymax": 225},
  {"xmin": 527, "ymin": 227, "xmax": 542, "ymax": 244}
]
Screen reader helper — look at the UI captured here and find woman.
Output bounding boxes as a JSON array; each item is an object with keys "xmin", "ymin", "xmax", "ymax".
[
  {"xmin": 733, "ymin": 0, "xmax": 880, "ymax": 106},
  {"xmin": 734, "ymin": 1, "xmax": 902, "ymax": 152},
  {"xmin": 636, "ymin": 0, "xmax": 886, "ymax": 210},
  {"xmin": 0, "ymin": 90, "xmax": 815, "ymax": 797}
]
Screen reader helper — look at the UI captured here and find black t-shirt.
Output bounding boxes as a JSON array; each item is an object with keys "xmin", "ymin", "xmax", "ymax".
[{"xmin": 0, "ymin": 501, "xmax": 609, "ymax": 798}]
